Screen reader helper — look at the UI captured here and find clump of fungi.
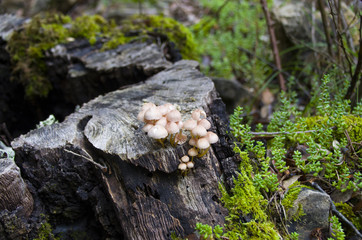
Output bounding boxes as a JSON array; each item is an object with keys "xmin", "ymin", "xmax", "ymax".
[{"xmin": 138, "ymin": 102, "xmax": 219, "ymax": 172}]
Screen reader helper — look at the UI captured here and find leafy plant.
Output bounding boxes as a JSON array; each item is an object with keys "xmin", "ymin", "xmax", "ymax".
[{"xmin": 328, "ymin": 216, "xmax": 345, "ymax": 240}]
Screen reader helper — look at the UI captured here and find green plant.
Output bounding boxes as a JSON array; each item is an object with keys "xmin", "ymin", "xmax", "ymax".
[
  {"xmin": 34, "ymin": 215, "xmax": 59, "ymax": 240},
  {"xmin": 192, "ymin": 0, "xmax": 272, "ymax": 88},
  {"xmin": 328, "ymin": 216, "xmax": 345, "ymax": 240}
]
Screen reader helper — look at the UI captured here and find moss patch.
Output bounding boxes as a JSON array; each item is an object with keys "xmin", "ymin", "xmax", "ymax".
[{"xmin": 281, "ymin": 182, "xmax": 307, "ymax": 221}]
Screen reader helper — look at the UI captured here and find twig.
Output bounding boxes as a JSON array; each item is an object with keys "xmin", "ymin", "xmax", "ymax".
[
  {"xmin": 311, "ymin": 182, "xmax": 362, "ymax": 238},
  {"xmin": 328, "ymin": 0, "xmax": 354, "ymax": 78},
  {"xmin": 345, "ymin": 14, "xmax": 362, "ymax": 101},
  {"xmin": 64, "ymin": 148, "xmax": 108, "ymax": 173},
  {"xmin": 318, "ymin": 0, "xmax": 334, "ymax": 58},
  {"xmin": 260, "ymin": 0, "xmax": 286, "ymax": 91},
  {"xmin": 344, "ymin": 130, "xmax": 357, "ymax": 157},
  {"xmin": 249, "ymin": 129, "xmax": 317, "ymax": 136}
]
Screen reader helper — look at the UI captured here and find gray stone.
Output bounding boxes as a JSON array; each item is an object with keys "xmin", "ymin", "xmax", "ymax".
[{"xmin": 287, "ymin": 188, "xmax": 331, "ymax": 240}]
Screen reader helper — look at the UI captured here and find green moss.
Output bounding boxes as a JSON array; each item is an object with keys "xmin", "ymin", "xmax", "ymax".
[
  {"xmin": 281, "ymin": 182, "xmax": 307, "ymax": 221},
  {"xmin": 120, "ymin": 15, "xmax": 198, "ymax": 59},
  {"xmin": 335, "ymin": 202, "xmax": 362, "ymax": 230},
  {"xmin": 218, "ymin": 147, "xmax": 280, "ymax": 239},
  {"xmin": 34, "ymin": 216, "xmax": 59, "ymax": 240}
]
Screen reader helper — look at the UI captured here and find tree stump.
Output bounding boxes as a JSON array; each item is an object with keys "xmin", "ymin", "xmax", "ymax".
[{"xmin": 11, "ymin": 60, "xmax": 239, "ymax": 239}]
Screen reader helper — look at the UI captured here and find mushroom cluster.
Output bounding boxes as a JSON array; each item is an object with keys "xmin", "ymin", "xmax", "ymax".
[
  {"xmin": 184, "ymin": 109, "xmax": 219, "ymax": 158},
  {"xmin": 137, "ymin": 102, "xmax": 186, "ymax": 147},
  {"xmin": 138, "ymin": 103, "xmax": 219, "ymax": 172},
  {"xmin": 178, "ymin": 155, "xmax": 194, "ymax": 171}
]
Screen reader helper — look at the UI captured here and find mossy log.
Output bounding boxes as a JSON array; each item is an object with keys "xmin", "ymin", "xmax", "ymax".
[{"xmin": 11, "ymin": 60, "xmax": 239, "ymax": 239}]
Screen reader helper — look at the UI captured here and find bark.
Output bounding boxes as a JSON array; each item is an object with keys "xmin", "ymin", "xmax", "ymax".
[{"xmin": 11, "ymin": 60, "xmax": 239, "ymax": 239}]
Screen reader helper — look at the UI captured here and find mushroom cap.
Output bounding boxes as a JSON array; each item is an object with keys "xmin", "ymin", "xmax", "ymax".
[
  {"xmin": 158, "ymin": 103, "xmax": 175, "ymax": 115},
  {"xmin": 188, "ymin": 148, "xmax": 198, "ymax": 157},
  {"xmin": 142, "ymin": 123, "xmax": 154, "ymax": 132},
  {"xmin": 166, "ymin": 110, "xmax": 182, "ymax": 122},
  {"xmin": 177, "ymin": 121, "xmax": 183, "ymax": 129},
  {"xmin": 175, "ymin": 132, "xmax": 187, "ymax": 145},
  {"xmin": 148, "ymin": 125, "xmax": 168, "ymax": 139},
  {"xmin": 144, "ymin": 107, "xmax": 162, "ymax": 121},
  {"xmin": 181, "ymin": 155, "xmax": 190, "ymax": 163},
  {"xmin": 183, "ymin": 119, "xmax": 197, "ymax": 130},
  {"xmin": 178, "ymin": 163, "xmax": 187, "ymax": 171},
  {"xmin": 187, "ymin": 162, "xmax": 194, "ymax": 169},
  {"xmin": 191, "ymin": 109, "xmax": 206, "ymax": 121},
  {"xmin": 192, "ymin": 125, "xmax": 207, "ymax": 137},
  {"xmin": 141, "ymin": 102, "xmax": 156, "ymax": 112},
  {"xmin": 189, "ymin": 138, "xmax": 196, "ymax": 146},
  {"xmin": 197, "ymin": 137, "xmax": 210, "ymax": 149},
  {"xmin": 155, "ymin": 117, "xmax": 167, "ymax": 127},
  {"xmin": 137, "ymin": 109, "xmax": 146, "ymax": 122},
  {"xmin": 198, "ymin": 119, "xmax": 211, "ymax": 130},
  {"xmin": 206, "ymin": 131, "xmax": 219, "ymax": 144},
  {"xmin": 166, "ymin": 122, "xmax": 179, "ymax": 134}
]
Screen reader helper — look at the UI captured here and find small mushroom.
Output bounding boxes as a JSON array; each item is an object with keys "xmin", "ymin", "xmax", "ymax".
[
  {"xmin": 178, "ymin": 163, "xmax": 187, "ymax": 171},
  {"xmin": 206, "ymin": 131, "xmax": 219, "ymax": 144},
  {"xmin": 198, "ymin": 119, "xmax": 211, "ymax": 130},
  {"xmin": 166, "ymin": 110, "xmax": 182, "ymax": 122},
  {"xmin": 158, "ymin": 103, "xmax": 175, "ymax": 116},
  {"xmin": 166, "ymin": 122, "xmax": 180, "ymax": 146},
  {"xmin": 144, "ymin": 106, "xmax": 162, "ymax": 123},
  {"xmin": 192, "ymin": 125, "xmax": 207, "ymax": 138},
  {"xmin": 181, "ymin": 155, "xmax": 190, "ymax": 163},
  {"xmin": 196, "ymin": 137, "xmax": 210, "ymax": 157},
  {"xmin": 189, "ymin": 138, "xmax": 196, "ymax": 146},
  {"xmin": 148, "ymin": 125, "xmax": 168, "ymax": 147},
  {"xmin": 186, "ymin": 162, "xmax": 194, "ymax": 169},
  {"xmin": 191, "ymin": 109, "xmax": 206, "ymax": 121},
  {"xmin": 155, "ymin": 117, "xmax": 167, "ymax": 127},
  {"xmin": 142, "ymin": 123, "xmax": 154, "ymax": 132},
  {"xmin": 141, "ymin": 102, "xmax": 156, "ymax": 112},
  {"xmin": 183, "ymin": 119, "xmax": 197, "ymax": 131},
  {"xmin": 188, "ymin": 148, "xmax": 198, "ymax": 161}
]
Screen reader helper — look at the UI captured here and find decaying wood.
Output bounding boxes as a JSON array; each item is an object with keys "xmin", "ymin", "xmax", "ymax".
[
  {"xmin": 11, "ymin": 60, "xmax": 239, "ymax": 239},
  {"xmin": 0, "ymin": 158, "xmax": 33, "ymax": 219}
]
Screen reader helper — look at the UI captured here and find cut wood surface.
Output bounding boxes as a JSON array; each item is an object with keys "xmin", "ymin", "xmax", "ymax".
[{"xmin": 11, "ymin": 60, "xmax": 239, "ymax": 239}]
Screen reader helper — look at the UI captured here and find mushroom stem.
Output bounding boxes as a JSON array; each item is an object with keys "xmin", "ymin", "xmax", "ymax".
[
  {"xmin": 170, "ymin": 134, "xmax": 176, "ymax": 147},
  {"xmin": 197, "ymin": 146, "xmax": 210, "ymax": 157},
  {"xmin": 157, "ymin": 138, "xmax": 166, "ymax": 148}
]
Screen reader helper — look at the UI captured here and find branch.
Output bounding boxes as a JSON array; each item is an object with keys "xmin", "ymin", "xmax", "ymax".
[
  {"xmin": 318, "ymin": 0, "xmax": 334, "ymax": 57},
  {"xmin": 249, "ymin": 129, "xmax": 317, "ymax": 136},
  {"xmin": 345, "ymin": 14, "xmax": 362, "ymax": 100},
  {"xmin": 260, "ymin": 0, "xmax": 286, "ymax": 92}
]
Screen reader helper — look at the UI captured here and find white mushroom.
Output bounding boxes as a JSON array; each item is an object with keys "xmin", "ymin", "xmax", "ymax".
[
  {"xmin": 206, "ymin": 131, "xmax": 219, "ymax": 144},
  {"xmin": 148, "ymin": 125, "xmax": 168, "ymax": 139},
  {"xmin": 188, "ymin": 148, "xmax": 198, "ymax": 161},
  {"xmin": 197, "ymin": 137, "xmax": 210, "ymax": 150},
  {"xmin": 187, "ymin": 162, "xmax": 194, "ymax": 169},
  {"xmin": 192, "ymin": 125, "xmax": 207, "ymax": 137},
  {"xmin": 198, "ymin": 119, "xmax": 211, "ymax": 130},
  {"xmin": 166, "ymin": 110, "xmax": 182, "ymax": 122},
  {"xmin": 191, "ymin": 109, "xmax": 206, "ymax": 121},
  {"xmin": 155, "ymin": 117, "xmax": 167, "ymax": 127},
  {"xmin": 142, "ymin": 123, "xmax": 154, "ymax": 132},
  {"xmin": 183, "ymin": 119, "xmax": 197, "ymax": 131},
  {"xmin": 174, "ymin": 132, "xmax": 187, "ymax": 145},
  {"xmin": 166, "ymin": 122, "xmax": 179, "ymax": 135},
  {"xmin": 144, "ymin": 106, "xmax": 162, "ymax": 122},
  {"xmin": 189, "ymin": 138, "xmax": 196, "ymax": 146},
  {"xmin": 178, "ymin": 163, "xmax": 187, "ymax": 171},
  {"xmin": 141, "ymin": 102, "xmax": 156, "ymax": 112},
  {"xmin": 181, "ymin": 155, "xmax": 190, "ymax": 163}
]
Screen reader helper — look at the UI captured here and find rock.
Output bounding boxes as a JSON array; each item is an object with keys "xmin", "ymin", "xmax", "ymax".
[
  {"xmin": 286, "ymin": 188, "xmax": 331, "ymax": 239},
  {"xmin": 11, "ymin": 60, "xmax": 239, "ymax": 239}
]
